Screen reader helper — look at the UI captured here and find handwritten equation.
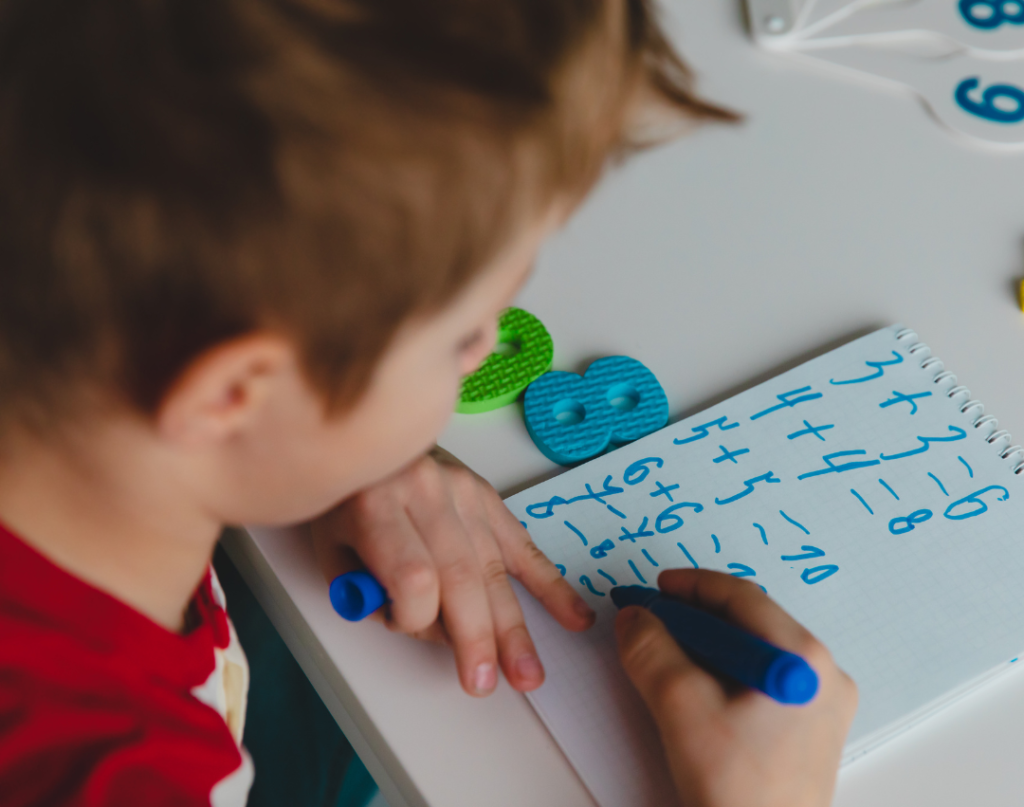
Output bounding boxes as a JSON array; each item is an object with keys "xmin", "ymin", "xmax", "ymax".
[{"xmin": 506, "ymin": 327, "xmax": 1015, "ymax": 604}]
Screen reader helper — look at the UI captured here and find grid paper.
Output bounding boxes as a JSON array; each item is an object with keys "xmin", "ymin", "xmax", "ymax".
[{"xmin": 506, "ymin": 325, "xmax": 1024, "ymax": 807}]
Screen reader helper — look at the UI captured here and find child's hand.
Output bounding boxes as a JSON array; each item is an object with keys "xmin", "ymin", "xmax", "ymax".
[
  {"xmin": 311, "ymin": 447, "xmax": 595, "ymax": 696},
  {"xmin": 616, "ymin": 569, "xmax": 857, "ymax": 807}
]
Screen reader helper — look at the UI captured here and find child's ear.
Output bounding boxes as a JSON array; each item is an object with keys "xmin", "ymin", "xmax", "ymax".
[{"xmin": 156, "ymin": 333, "xmax": 294, "ymax": 448}]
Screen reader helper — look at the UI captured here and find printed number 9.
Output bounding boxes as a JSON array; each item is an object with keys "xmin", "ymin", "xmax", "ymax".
[
  {"xmin": 523, "ymin": 356, "xmax": 669, "ymax": 465},
  {"xmin": 959, "ymin": 0, "xmax": 1024, "ymax": 29},
  {"xmin": 955, "ymin": 77, "xmax": 1024, "ymax": 123}
]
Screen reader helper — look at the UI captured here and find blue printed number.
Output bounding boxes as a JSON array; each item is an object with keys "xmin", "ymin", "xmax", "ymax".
[
  {"xmin": 655, "ymin": 501, "xmax": 704, "ymax": 534},
  {"xmin": 801, "ymin": 565, "xmax": 839, "ymax": 585},
  {"xmin": 623, "ymin": 457, "xmax": 665, "ymax": 485},
  {"xmin": 955, "ymin": 77, "xmax": 1024, "ymax": 124},
  {"xmin": 780, "ymin": 545, "xmax": 826, "ymax": 562},
  {"xmin": 959, "ymin": 0, "xmax": 1024, "ymax": 29},
  {"xmin": 523, "ymin": 356, "xmax": 669, "ymax": 465},
  {"xmin": 888, "ymin": 508, "xmax": 933, "ymax": 535},
  {"xmin": 778, "ymin": 545, "xmax": 839, "ymax": 585},
  {"xmin": 944, "ymin": 485, "xmax": 1010, "ymax": 520}
]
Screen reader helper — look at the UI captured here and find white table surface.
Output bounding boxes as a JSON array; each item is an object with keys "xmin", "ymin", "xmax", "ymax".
[{"xmin": 222, "ymin": 1, "xmax": 1024, "ymax": 804}]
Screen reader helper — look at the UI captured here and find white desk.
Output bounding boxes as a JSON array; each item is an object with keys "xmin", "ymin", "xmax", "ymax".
[{"xmin": 222, "ymin": 0, "xmax": 1024, "ymax": 804}]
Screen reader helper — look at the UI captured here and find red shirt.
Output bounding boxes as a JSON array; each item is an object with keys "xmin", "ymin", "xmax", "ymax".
[{"xmin": 0, "ymin": 523, "xmax": 252, "ymax": 806}]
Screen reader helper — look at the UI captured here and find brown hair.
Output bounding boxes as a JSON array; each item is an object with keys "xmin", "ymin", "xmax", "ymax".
[{"xmin": 0, "ymin": 0, "xmax": 735, "ymax": 427}]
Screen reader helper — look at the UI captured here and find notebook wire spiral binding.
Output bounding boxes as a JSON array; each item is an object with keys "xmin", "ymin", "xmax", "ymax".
[{"xmin": 896, "ymin": 328, "xmax": 1024, "ymax": 475}]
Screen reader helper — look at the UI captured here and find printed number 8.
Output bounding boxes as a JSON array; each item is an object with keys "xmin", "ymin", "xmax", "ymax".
[
  {"xmin": 523, "ymin": 356, "xmax": 668, "ymax": 465},
  {"xmin": 959, "ymin": 0, "xmax": 1024, "ymax": 28},
  {"xmin": 955, "ymin": 77, "xmax": 1024, "ymax": 123}
]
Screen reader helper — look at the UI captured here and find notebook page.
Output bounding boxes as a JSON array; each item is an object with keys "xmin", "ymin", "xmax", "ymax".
[{"xmin": 506, "ymin": 326, "xmax": 1024, "ymax": 807}]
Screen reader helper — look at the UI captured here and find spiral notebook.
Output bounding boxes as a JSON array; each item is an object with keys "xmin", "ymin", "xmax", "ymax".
[{"xmin": 505, "ymin": 325, "xmax": 1024, "ymax": 807}]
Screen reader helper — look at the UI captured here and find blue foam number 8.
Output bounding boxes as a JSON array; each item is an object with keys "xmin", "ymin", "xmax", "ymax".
[
  {"xmin": 523, "ymin": 356, "xmax": 668, "ymax": 465},
  {"xmin": 955, "ymin": 77, "xmax": 1024, "ymax": 123},
  {"xmin": 959, "ymin": 0, "xmax": 1024, "ymax": 29}
]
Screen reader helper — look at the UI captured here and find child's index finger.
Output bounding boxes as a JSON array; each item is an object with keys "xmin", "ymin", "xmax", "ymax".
[{"xmin": 487, "ymin": 493, "xmax": 595, "ymax": 632}]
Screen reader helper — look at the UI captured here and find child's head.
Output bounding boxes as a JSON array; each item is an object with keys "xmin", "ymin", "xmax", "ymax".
[{"xmin": 0, "ymin": 0, "xmax": 732, "ymax": 523}]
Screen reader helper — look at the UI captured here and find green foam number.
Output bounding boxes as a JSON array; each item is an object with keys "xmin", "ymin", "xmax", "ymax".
[{"xmin": 456, "ymin": 307, "xmax": 554, "ymax": 414}]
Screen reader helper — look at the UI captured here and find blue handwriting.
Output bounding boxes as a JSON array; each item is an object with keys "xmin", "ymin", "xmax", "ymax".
[
  {"xmin": 754, "ymin": 523, "xmax": 768, "ymax": 544},
  {"xmin": 750, "ymin": 386, "xmax": 823, "ymax": 420},
  {"xmin": 879, "ymin": 390, "xmax": 932, "ymax": 415},
  {"xmin": 677, "ymin": 542, "xmax": 699, "ymax": 568},
  {"xmin": 619, "ymin": 516, "xmax": 654, "ymax": 543},
  {"xmin": 851, "ymin": 489, "xmax": 873, "ymax": 514},
  {"xmin": 580, "ymin": 575, "xmax": 605, "ymax": 596},
  {"xmin": 779, "ymin": 510, "xmax": 810, "ymax": 534},
  {"xmin": 787, "ymin": 420, "xmax": 834, "ymax": 441},
  {"xmin": 597, "ymin": 569, "xmax": 617, "ymax": 585},
  {"xmin": 623, "ymin": 457, "xmax": 664, "ymax": 485},
  {"xmin": 714, "ymin": 445, "xmax": 750, "ymax": 464},
  {"xmin": 656, "ymin": 501, "xmax": 704, "ymax": 533},
  {"xmin": 715, "ymin": 471, "xmax": 781, "ymax": 505},
  {"xmin": 629, "ymin": 559, "xmax": 647, "ymax": 584},
  {"xmin": 830, "ymin": 351, "xmax": 903, "ymax": 385},
  {"xmin": 673, "ymin": 416, "xmax": 739, "ymax": 445},
  {"xmin": 650, "ymin": 481, "xmax": 679, "ymax": 501},
  {"xmin": 781, "ymin": 545, "xmax": 826, "ymax": 561},
  {"xmin": 802, "ymin": 565, "xmax": 839, "ymax": 584},
  {"xmin": 889, "ymin": 509, "xmax": 933, "ymax": 535},
  {"xmin": 778, "ymin": 543, "xmax": 839, "ymax": 584},
  {"xmin": 526, "ymin": 475, "xmax": 625, "ymax": 519},
  {"xmin": 928, "ymin": 472, "xmax": 949, "ymax": 497},
  {"xmin": 879, "ymin": 479, "xmax": 899, "ymax": 500},
  {"xmin": 798, "ymin": 450, "xmax": 880, "ymax": 480},
  {"xmin": 642, "ymin": 548, "xmax": 659, "ymax": 567},
  {"xmin": 564, "ymin": 521, "xmax": 588, "ymax": 546},
  {"xmin": 590, "ymin": 539, "xmax": 616, "ymax": 559},
  {"xmin": 944, "ymin": 485, "xmax": 1010, "ymax": 520},
  {"xmin": 880, "ymin": 426, "xmax": 968, "ymax": 461}
]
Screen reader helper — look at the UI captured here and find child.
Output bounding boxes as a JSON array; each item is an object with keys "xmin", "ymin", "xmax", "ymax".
[{"xmin": 0, "ymin": 1, "xmax": 856, "ymax": 805}]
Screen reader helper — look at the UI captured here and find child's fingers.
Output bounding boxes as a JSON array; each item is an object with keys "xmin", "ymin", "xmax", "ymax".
[
  {"xmin": 310, "ymin": 501, "xmax": 440, "ymax": 631},
  {"xmin": 615, "ymin": 606, "xmax": 724, "ymax": 736},
  {"xmin": 405, "ymin": 466, "xmax": 499, "ymax": 697},
  {"xmin": 459, "ymin": 506, "xmax": 546, "ymax": 692},
  {"xmin": 309, "ymin": 518, "xmax": 361, "ymax": 581},
  {"xmin": 344, "ymin": 501, "xmax": 441, "ymax": 635},
  {"xmin": 472, "ymin": 536, "xmax": 545, "ymax": 692},
  {"xmin": 656, "ymin": 568, "xmax": 829, "ymax": 668},
  {"xmin": 484, "ymin": 491, "xmax": 595, "ymax": 632},
  {"xmin": 406, "ymin": 620, "xmax": 450, "ymax": 646}
]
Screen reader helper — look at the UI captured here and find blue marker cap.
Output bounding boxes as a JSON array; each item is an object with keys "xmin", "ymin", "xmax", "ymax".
[
  {"xmin": 764, "ymin": 654, "xmax": 819, "ymax": 704},
  {"xmin": 611, "ymin": 585, "xmax": 819, "ymax": 705},
  {"xmin": 329, "ymin": 570, "xmax": 387, "ymax": 621}
]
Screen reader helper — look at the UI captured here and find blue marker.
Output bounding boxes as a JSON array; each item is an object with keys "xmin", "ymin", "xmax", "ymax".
[
  {"xmin": 610, "ymin": 585, "xmax": 819, "ymax": 705},
  {"xmin": 329, "ymin": 570, "xmax": 387, "ymax": 621}
]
